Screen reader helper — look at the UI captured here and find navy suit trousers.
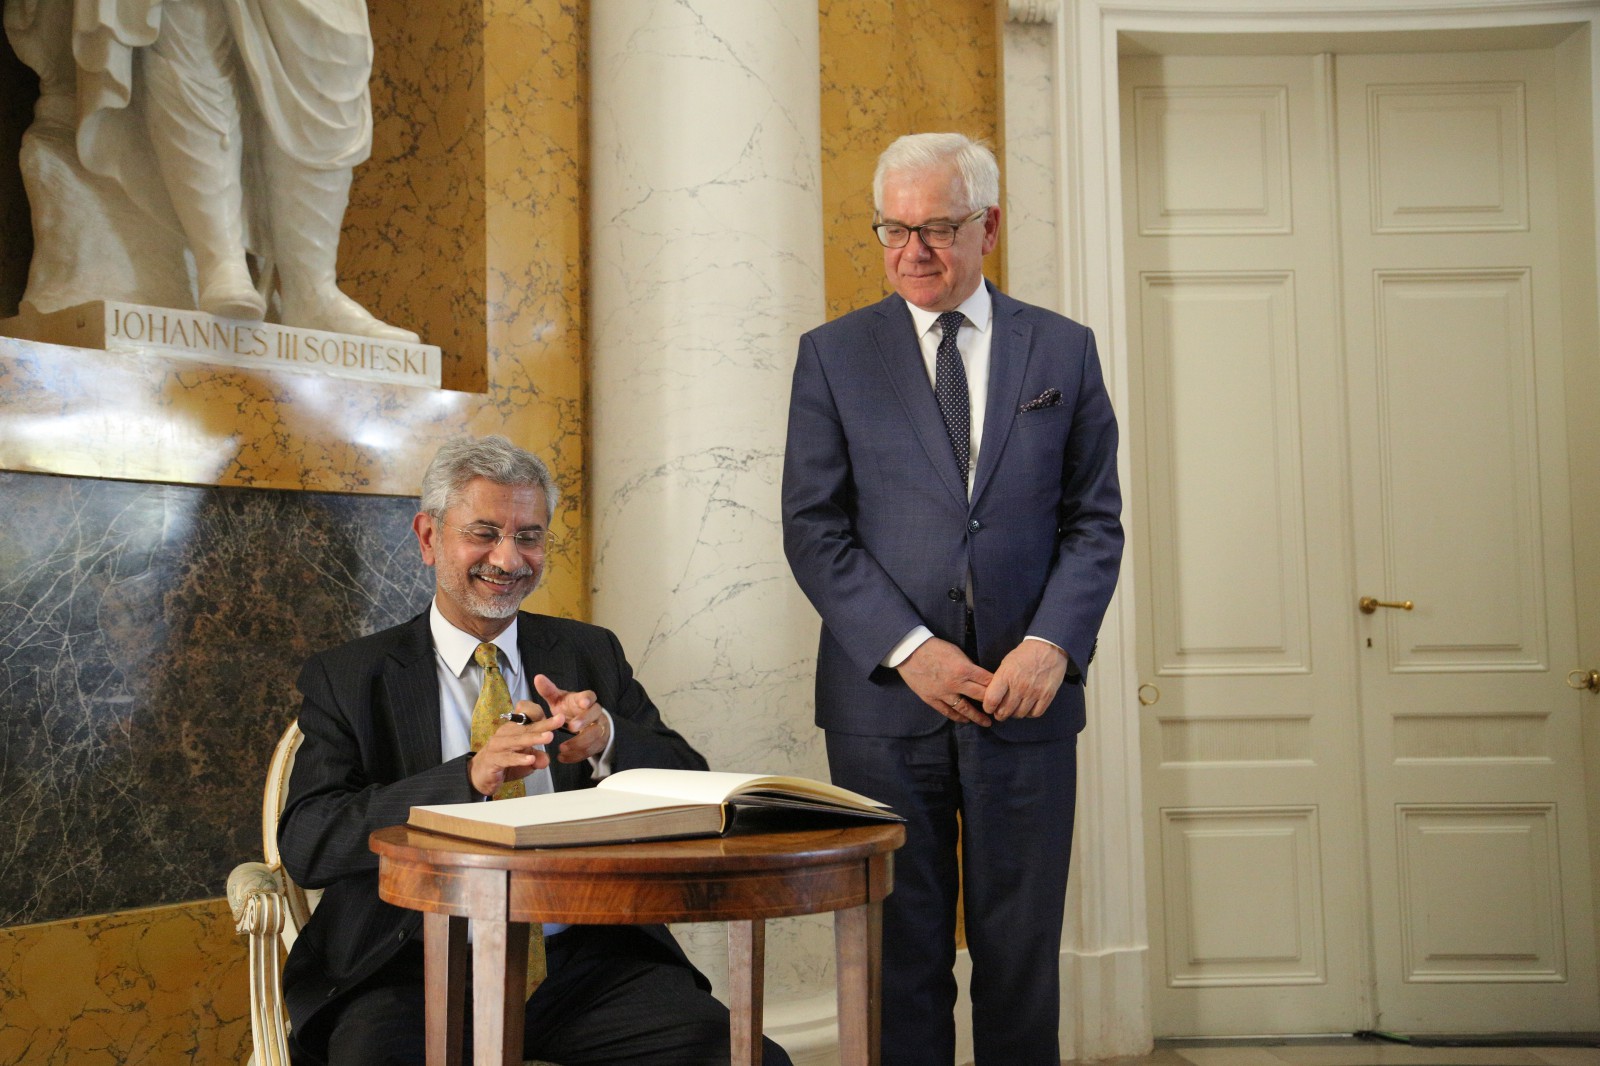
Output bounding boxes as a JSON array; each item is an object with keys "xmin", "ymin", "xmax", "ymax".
[{"xmin": 828, "ymin": 725, "xmax": 1077, "ymax": 1066}]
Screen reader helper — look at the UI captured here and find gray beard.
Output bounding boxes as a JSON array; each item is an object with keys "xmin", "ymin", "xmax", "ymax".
[{"xmin": 437, "ymin": 566, "xmax": 536, "ymax": 621}]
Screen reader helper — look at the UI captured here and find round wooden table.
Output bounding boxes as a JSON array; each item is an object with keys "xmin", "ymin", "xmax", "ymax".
[{"xmin": 370, "ymin": 822, "xmax": 904, "ymax": 1066}]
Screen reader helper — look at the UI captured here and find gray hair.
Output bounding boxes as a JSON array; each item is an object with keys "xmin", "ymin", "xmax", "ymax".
[
  {"xmin": 419, "ymin": 435, "xmax": 560, "ymax": 520},
  {"xmin": 872, "ymin": 133, "xmax": 1000, "ymax": 216}
]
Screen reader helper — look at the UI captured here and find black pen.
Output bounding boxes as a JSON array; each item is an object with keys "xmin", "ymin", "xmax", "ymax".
[{"xmin": 497, "ymin": 712, "xmax": 576, "ymax": 748}]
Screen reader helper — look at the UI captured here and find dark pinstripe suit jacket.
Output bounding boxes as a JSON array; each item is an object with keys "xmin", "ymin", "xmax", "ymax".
[{"xmin": 277, "ymin": 609, "xmax": 708, "ymax": 1036}]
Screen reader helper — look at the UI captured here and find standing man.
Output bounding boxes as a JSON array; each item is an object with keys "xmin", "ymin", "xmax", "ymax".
[
  {"xmin": 782, "ymin": 134, "xmax": 1122, "ymax": 1065},
  {"xmin": 280, "ymin": 434, "xmax": 792, "ymax": 1066}
]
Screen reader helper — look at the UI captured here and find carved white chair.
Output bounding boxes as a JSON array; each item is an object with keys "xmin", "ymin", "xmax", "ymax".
[
  {"xmin": 227, "ymin": 720, "xmax": 317, "ymax": 1066},
  {"xmin": 227, "ymin": 721, "xmax": 559, "ymax": 1066}
]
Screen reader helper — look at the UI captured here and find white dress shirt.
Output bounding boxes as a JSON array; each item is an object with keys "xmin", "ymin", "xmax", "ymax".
[
  {"xmin": 427, "ymin": 599, "xmax": 615, "ymax": 936},
  {"xmin": 428, "ymin": 600, "xmax": 616, "ymax": 787},
  {"xmin": 882, "ymin": 284, "xmax": 1064, "ymax": 669},
  {"xmin": 883, "ymin": 286, "xmax": 992, "ymax": 669}
]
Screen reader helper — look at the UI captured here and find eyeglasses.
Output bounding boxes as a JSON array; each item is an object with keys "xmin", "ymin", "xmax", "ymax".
[
  {"xmin": 448, "ymin": 524, "xmax": 554, "ymax": 552},
  {"xmin": 872, "ymin": 208, "xmax": 988, "ymax": 249}
]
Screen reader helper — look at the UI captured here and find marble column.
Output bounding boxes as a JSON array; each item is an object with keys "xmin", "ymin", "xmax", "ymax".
[{"xmin": 587, "ymin": 0, "xmax": 832, "ymax": 1051}]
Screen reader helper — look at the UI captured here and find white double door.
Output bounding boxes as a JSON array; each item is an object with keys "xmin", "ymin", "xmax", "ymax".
[{"xmin": 1124, "ymin": 42, "xmax": 1599, "ymax": 1035}]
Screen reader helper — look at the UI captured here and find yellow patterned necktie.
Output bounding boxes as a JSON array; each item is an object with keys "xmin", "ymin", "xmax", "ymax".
[
  {"xmin": 469, "ymin": 642, "xmax": 544, "ymax": 989},
  {"xmin": 470, "ymin": 642, "xmax": 524, "ymax": 800}
]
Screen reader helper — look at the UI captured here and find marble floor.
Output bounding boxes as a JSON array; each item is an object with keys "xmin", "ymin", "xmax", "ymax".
[{"xmin": 1060, "ymin": 1038, "xmax": 1600, "ymax": 1066}]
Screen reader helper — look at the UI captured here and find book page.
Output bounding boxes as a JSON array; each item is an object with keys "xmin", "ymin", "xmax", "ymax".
[{"xmin": 598, "ymin": 768, "xmax": 888, "ymax": 811}]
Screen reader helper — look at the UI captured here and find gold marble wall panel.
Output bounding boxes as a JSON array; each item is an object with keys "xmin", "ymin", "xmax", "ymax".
[
  {"xmin": 819, "ymin": 0, "xmax": 1001, "ymax": 320},
  {"xmin": 346, "ymin": 1, "xmax": 488, "ymax": 393},
  {"xmin": 0, "ymin": 899, "xmax": 249, "ymax": 1065},
  {"xmin": 483, "ymin": 0, "xmax": 589, "ymax": 520},
  {"xmin": 819, "ymin": 2, "xmax": 997, "ymax": 952}
]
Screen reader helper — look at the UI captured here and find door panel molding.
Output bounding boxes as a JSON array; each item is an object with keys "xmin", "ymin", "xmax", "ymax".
[
  {"xmin": 1367, "ymin": 81, "xmax": 1530, "ymax": 232},
  {"xmin": 1160, "ymin": 806, "xmax": 1327, "ymax": 987},
  {"xmin": 1370, "ymin": 268, "xmax": 1548, "ymax": 671},
  {"xmin": 1140, "ymin": 271, "xmax": 1311, "ymax": 675},
  {"xmin": 1397, "ymin": 803, "xmax": 1565, "ymax": 981}
]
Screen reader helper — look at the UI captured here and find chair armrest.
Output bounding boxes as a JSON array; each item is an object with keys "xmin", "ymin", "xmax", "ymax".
[
  {"xmin": 228, "ymin": 862, "xmax": 288, "ymax": 933},
  {"xmin": 227, "ymin": 862, "xmax": 293, "ymax": 1066}
]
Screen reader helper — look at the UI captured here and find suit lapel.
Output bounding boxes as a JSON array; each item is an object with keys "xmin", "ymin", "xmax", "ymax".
[
  {"xmin": 515, "ymin": 611, "xmax": 564, "ymax": 703},
  {"xmin": 972, "ymin": 285, "xmax": 1034, "ymax": 505},
  {"xmin": 870, "ymin": 296, "xmax": 969, "ymax": 506},
  {"xmin": 515, "ymin": 614, "xmax": 589, "ymax": 793},
  {"xmin": 382, "ymin": 612, "xmax": 444, "ymax": 779}
]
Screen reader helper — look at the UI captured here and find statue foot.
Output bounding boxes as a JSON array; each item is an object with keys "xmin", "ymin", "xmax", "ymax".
[
  {"xmin": 198, "ymin": 262, "xmax": 267, "ymax": 321},
  {"xmin": 282, "ymin": 287, "xmax": 420, "ymax": 343}
]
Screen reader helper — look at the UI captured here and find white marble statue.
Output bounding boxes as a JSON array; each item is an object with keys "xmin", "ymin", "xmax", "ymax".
[{"xmin": 4, "ymin": 0, "xmax": 417, "ymax": 342}]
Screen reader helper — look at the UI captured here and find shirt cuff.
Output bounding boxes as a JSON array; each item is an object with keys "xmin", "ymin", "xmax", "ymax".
[
  {"xmin": 883, "ymin": 626, "xmax": 935, "ymax": 669},
  {"xmin": 1024, "ymin": 634, "xmax": 1077, "ymax": 674},
  {"xmin": 588, "ymin": 706, "xmax": 617, "ymax": 778}
]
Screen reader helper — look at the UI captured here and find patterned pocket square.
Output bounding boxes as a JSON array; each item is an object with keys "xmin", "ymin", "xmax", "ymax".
[{"xmin": 1019, "ymin": 387, "xmax": 1062, "ymax": 413}]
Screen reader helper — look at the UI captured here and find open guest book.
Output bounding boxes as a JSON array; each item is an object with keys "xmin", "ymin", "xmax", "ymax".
[{"xmin": 408, "ymin": 768, "xmax": 903, "ymax": 848}]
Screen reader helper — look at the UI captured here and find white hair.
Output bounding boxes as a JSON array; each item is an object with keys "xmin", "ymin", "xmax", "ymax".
[
  {"xmin": 872, "ymin": 133, "xmax": 1000, "ymax": 215},
  {"xmin": 419, "ymin": 434, "xmax": 559, "ymax": 520}
]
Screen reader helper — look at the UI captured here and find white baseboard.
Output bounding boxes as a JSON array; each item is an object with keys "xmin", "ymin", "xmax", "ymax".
[{"xmin": 764, "ymin": 992, "xmax": 843, "ymax": 1066}]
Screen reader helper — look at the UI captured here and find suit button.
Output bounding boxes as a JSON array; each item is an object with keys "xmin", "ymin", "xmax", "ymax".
[
  {"xmin": 968, "ymin": 519, "xmax": 982, "ymax": 532},
  {"xmin": 947, "ymin": 588, "xmax": 962, "ymax": 601}
]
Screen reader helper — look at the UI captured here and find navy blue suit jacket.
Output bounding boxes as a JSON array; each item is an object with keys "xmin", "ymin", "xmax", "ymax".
[
  {"xmin": 782, "ymin": 284, "xmax": 1123, "ymax": 740},
  {"xmin": 277, "ymin": 609, "xmax": 708, "ymax": 1037}
]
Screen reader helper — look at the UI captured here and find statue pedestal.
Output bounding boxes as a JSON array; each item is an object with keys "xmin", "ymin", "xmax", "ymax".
[{"xmin": 0, "ymin": 301, "xmax": 441, "ymax": 389}]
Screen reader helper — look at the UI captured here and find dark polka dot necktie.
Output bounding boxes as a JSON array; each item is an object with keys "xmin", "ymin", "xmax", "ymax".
[{"xmin": 934, "ymin": 311, "xmax": 971, "ymax": 487}]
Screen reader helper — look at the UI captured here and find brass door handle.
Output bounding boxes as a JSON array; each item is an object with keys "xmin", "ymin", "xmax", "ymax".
[
  {"xmin": 1359, "ymin": 596, "xmax": 1413, "ymax": 614},
  {"xmin": 1569, "ymin": 669, "xmax": 1600, "ymax": 693}
]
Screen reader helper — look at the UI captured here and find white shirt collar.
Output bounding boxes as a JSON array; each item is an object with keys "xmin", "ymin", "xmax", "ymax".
[
  {"xmin": 428, "ymin": 599, "xmax": 521, "ymax": 682},
  {"xmin": 903, "ymin": 280, "xmax": 993, "ymax": 338}
]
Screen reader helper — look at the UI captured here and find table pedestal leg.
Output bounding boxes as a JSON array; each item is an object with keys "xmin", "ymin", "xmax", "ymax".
[
  {"xmin": 424, "ymin": 912, "xmax": 468, "ymax": 1066},
  {"xmin": 728, "ymin": 919, "xmax": 766, "ymax": 1066},
  {"xmin": 465, "ymin": 867, "xmax": 527, "ymax": 1066},
  {"xmin": 835, "ymin": 902, "xmax": 883, "ymax": 1066}
]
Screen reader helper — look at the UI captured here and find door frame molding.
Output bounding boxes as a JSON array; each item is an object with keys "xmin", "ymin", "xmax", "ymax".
[{"xmin": 999, "ymin": 1, "xmax": 1600, "ymax": 1058}]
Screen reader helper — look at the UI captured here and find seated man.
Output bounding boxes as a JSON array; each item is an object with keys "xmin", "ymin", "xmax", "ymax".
[{"xmin": 278, "ymin": 433, "xmax": 792, "ymax": 1066}]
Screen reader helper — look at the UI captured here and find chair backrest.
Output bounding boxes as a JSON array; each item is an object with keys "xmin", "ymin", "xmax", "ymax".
[{"xmin": 262, "ymin": 720, "xmax": 320, "ymax": 949}]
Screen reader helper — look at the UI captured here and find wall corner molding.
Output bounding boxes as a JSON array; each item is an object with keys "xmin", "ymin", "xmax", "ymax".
[{"xmin": 1008, "ymin": 1, "xmax": 1057, "ymax": 24}]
